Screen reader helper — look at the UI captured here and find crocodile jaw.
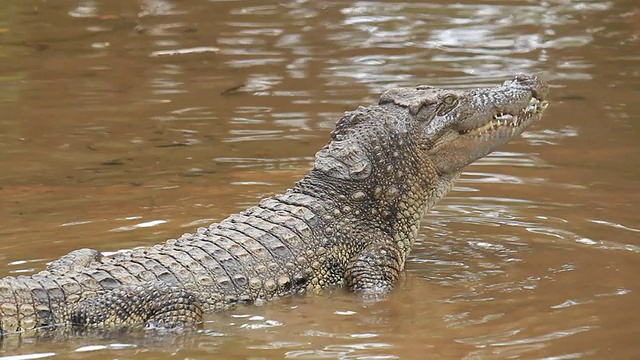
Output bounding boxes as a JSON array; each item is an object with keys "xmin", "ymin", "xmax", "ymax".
[{"xmin": 460, "ymin": 96, "xmax": 549, "ymax": 137}]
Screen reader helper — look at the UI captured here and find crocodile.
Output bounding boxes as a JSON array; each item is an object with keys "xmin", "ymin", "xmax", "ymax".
[{"xmin": 0, "ymin": 74, "xmax": 549, "ymax": 337}]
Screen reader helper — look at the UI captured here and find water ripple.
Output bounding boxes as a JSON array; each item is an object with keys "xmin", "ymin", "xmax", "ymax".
[
  {"xmin": 458, "ymin": 326, "xmax": 597, "ymax": 358},
  {"xmin": 0, "ymin": 353, "xmax": 56, "ymax": 360},
  {"xmin": 589, "ymin": 218, "xmax": 640, "ymax": 233},
  {"xmin": 491, "ymin": 326, "xmax": 594, "ymax": 347}
]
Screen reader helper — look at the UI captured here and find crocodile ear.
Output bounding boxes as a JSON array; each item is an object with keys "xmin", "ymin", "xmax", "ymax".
[{"xmin": 313, "ymin": 139, "xmax": 372, "ymax": 180}]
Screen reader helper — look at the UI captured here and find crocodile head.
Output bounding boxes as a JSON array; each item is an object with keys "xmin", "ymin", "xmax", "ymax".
[{"xmin": 378, "ymin": 73, "xmax": 550, "ymax": 175}]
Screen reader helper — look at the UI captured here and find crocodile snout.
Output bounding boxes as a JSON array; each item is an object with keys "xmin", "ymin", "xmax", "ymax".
[{"xmin": 506, "ymin": 73, "xmax": 550, "ymax": 101}]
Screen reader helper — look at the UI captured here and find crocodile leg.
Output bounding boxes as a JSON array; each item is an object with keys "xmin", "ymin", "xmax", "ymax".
[
  {"xmin": 67, "ymin": 282, "xmax": 203, "ymax": 329},
  {"xmin": 344, "ymin": 241, "xmax": 403, "ymax": 296}
]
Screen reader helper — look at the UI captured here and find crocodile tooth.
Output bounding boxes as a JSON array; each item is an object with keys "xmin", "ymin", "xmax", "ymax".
[
  {"xmin": 495, "ymin": 113, "xmax": 513, "ymax": 122},
  {"xmin": 525, "ymin": 97, "xmax": 542, "ymax": 113}
]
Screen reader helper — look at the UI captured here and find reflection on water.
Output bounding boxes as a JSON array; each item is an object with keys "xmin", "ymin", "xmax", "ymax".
[{"xmin": 1, "ymin": 0, "xmax": 640, "ymax": 359}]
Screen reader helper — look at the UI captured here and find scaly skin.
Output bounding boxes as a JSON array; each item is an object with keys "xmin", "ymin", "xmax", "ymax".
[{"xmin": 0, "ymin": 74, "xmax": 550, "ymax": 337}]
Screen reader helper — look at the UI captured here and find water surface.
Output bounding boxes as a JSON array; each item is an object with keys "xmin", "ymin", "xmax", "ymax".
[{"xmin": 0, "ymin": 0, "xmax": 639, "ymax": 359}]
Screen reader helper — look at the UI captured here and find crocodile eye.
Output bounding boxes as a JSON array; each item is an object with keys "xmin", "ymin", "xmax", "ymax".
[
  {"xmin": 437, "ymin": 94, "xmax": 458, "ymax": 116},
  {"xmin": 442, "ymin": 94, "xmax": 457, "ymax": 106}
]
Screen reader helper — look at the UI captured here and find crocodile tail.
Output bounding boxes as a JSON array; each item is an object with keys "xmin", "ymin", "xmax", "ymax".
[{"xmin": 0, "ymin": 276, "xmax": 54, "ymax": 336}]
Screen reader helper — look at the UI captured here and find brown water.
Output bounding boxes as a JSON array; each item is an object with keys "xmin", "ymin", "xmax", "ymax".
[{"xmin": 0, "ymin": 0, "xmax": 639, "ymax": 358}]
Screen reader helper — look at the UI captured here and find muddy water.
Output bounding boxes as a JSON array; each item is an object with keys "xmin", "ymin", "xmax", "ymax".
[{"xmin": 0, "ymin": 0, "xmax": 638, "ymax": 358}]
